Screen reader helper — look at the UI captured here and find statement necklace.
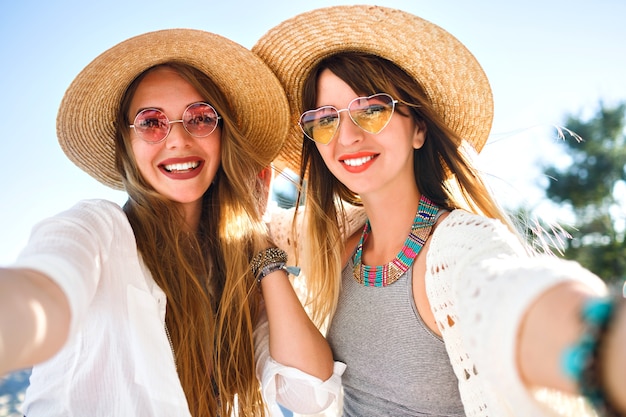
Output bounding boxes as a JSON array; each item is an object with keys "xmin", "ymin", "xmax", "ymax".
[{"xmin": 353, "ymin": 195, "xmax": 439, "ymax": 287}]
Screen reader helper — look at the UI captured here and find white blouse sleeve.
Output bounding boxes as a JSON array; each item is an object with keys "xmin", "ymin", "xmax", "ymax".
[
  {"xmin": 254, "ymin": 307, "xmax": 346, "ymax": 415},
  {"xmin": 11, "ymin": 199, "xmax": 124, "ymax": 339},
  {"xmin": 426, "ymin": 210, "xmax": 607, "ymax": 416}
]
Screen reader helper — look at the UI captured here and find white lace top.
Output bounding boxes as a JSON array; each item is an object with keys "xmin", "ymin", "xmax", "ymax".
[{"xmin": 268, "ymin": 205, "xmax": 607, "ymax": 417}]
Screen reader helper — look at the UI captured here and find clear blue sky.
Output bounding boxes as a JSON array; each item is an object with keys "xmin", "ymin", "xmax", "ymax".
[{"xmin": 1, "ymin": 0, "xmax": 625, "ymax": 265}]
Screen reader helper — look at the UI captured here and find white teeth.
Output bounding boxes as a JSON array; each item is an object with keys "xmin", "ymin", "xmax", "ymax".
[
  {"xmin": 342, "ymin": 156, "xmax": 373, "ymax": 167},
  {"xmin": 163, "ymin": 161, "xmax": 200, "ymax": 172}
]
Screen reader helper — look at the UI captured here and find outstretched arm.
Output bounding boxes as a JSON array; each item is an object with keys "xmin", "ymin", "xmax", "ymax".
[
  {"xmin": 518, "ymin": 281, "xmax": 626, "ymax": 412},
  {"xmin": 0, "ymin": 268, "xmax": 70, "ymax": 375},
  {"xmin": 427, "ymin": 210, "xmax": 624, "ymax": 415},
  {"xmin": 517, "ymin": 281, "xmax": 595, "ymax": 393}
]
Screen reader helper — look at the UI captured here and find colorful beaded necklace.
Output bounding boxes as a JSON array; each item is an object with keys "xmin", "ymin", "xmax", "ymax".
[{"xmin": 353, "ymin": 195, "xmax": 439, "ymax": 287}]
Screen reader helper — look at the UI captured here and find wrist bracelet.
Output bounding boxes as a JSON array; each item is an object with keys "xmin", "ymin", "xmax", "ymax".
[
  {"xmin": 250, "ymin": 248, "xmax": 300, "ymax": 284},
  {"xmin": 250, "ymin": 247, "xmax": 288, "ymax": 278},
  {"xmin": 257, "ymin": 261, "xmax": 287, "ymax": 284},
  {"xmin": 561, "ymin": 289, "xmax": 625, "ymax": 417}
]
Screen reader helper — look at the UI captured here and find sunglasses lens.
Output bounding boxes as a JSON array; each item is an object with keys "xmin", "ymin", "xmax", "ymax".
[
  {"xmin": 299, "ymin": 107, "xmax": 339, "ymax": 144},
  {"xmin": 349, "ymin": 94, "xmax": 395, "ymax": 134},
  {"xmin": 183, "ymin": 103, "xmax": 220, "ymax": 137},
  {"xmin": 133, "ymin": 109, "xmax": 169, "ymax": 142}
]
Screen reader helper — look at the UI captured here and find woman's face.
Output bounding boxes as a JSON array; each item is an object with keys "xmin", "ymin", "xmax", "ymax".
[
  {"xmin": 313, "ymin": 69, "xmax": 425, "ymax": 198},
  {"xmin": 128, "ymin": 67, "xmax": 221, "ymax": 215}
]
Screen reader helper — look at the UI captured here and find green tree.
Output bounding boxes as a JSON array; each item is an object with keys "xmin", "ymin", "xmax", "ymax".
[{"xmin": 541, "ymin": 101, "xmax": 626, "ymax": 283}]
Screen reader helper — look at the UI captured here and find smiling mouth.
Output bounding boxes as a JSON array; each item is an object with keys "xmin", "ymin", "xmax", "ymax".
[
  {"xmin": 162, "ymin": 161, "xmax": 200, "ymax": 173},
  {"xmin": 342, "ymin": 155, "xmax": 375, "ymax": 167}
]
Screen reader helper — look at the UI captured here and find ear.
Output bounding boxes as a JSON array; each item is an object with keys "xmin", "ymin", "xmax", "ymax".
[
  {"xmin": 258, "ymin": 166, "xmax": 272, "ymax": 190},
  {"xmin": 412, "ymin": 121, "xmax": 427, "ymax": 150},
  {"xmin": 256, "ymin": 165, "xmax": 273, "ymax": 214}
]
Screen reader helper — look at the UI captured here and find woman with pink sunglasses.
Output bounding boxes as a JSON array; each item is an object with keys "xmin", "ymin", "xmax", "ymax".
[{"xmin": 0, "ymin": 29, "xmax": 341, "ymax": 417}]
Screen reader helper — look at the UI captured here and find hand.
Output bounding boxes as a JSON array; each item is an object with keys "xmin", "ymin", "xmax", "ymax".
[{"xmin": 0, "ymin": 268, "xmax": 70, "ymax": 375}]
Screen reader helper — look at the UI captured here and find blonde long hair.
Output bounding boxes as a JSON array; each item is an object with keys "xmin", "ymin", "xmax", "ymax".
[
  {"xmin": 296, "ymin": 52, "xmax": 517, "ymax": 327},
  {"xmin": 115, "ymin": 63, "xmax": 268, "ymax": 417}
]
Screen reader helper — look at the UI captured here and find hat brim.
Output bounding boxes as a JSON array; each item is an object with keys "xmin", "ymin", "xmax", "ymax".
[
  {"xmin": 253, "ymin": 5, "xmax": 493, "ymax": 171},
  {"xmin": 58, "ymin": 28, "xmax": 288, "ymax": 190}
]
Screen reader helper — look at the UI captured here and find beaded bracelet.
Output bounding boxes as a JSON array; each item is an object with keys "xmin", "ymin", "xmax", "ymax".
[
  {"xmin": 250, "ymin": 247, "xmax": 300, "ymax": 284},
  {"xmin": 561, "ymin": 291, "xmax": 625, "ymax": 416},
  {"xmin": 257, "ymin": 261, "xmax": 286, "ymax": 281}
]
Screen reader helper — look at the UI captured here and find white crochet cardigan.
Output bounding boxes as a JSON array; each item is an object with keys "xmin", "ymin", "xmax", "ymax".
[{"xmin": 268, "ymin": 205, "xmax": 606, "ymax": 417}]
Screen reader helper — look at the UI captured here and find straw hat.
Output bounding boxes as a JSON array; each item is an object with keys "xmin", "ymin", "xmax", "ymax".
[
  {"xmin": 253, "ymin": 5, "xmax": 493, "ymax": 170},
  {"xmin": 58, "ymin": 28, "xmax": 289, "ymax": 190}
]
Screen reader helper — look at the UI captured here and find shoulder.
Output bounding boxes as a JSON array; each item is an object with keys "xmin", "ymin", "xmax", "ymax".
[
  {"xmin": 31, "ymin": 199, "xmax": 132, "ymax": 245},
  {"xmin": 61, "ymin": 199, "xmax": 127, "ymax": 224},
  {"xmin": 266, "ymin": 204, "xmax": 297, "ymax": 249},
  {"xmin": 340, "ymin": 202, "xmax": 367, "ymax": 237},
  {"xmin": 69, "ymin": 198, "xmax": 125, "ymax": 215},
  {"xmin": 266, "ymin": 201, "xmax": 367, "ymax": 246},
  {"xmin": 438, "ymin": 209, "xmax": 504, "ymax": 228},
  {"xmin": 430, "ymin": 209, "xmax": 527, "ymax": 261},
  {"xmin": 435, "ymin": 209, "xmax": 516, "ymax": 241}
]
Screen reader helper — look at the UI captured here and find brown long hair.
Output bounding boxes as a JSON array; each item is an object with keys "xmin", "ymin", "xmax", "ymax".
[
  {"xmin": 115, "ymin": 63, "xmax": 268, "ymax": 417},
  {"xmin": 296, "ymin": 52, "xmax": 516, "ymax": 326}
]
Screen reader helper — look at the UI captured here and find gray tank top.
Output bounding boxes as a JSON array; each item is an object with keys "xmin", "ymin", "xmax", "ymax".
[{"xmin": 326, "ymin": 256, "xmax": 465, "ymax": 416}]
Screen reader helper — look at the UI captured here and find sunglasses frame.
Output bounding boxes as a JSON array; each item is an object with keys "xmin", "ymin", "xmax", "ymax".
[
  {"xmin": 129, "ymin": 101, "xmax": 221, "ymax": 143},
  {"xmin": 298, "ymin": 93, "xmax": 399, "ymax": 145}
]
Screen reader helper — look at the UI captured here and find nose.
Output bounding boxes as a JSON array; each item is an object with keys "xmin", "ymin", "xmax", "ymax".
[
  {"xmin": 335, "ymin": 110, "xmax": 364, "ymax": 146},
  {"xmin": 165, "ymin": 120, "xmax": 193, "ymax": 148}
]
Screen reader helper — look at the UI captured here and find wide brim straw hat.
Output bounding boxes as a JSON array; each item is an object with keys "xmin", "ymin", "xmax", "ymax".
[
  {"xmin": 58, "ymin": 28, "xmax": 289, "ymax": 190},
  {"xmin": 253, "ymin": 5, "xmax": 493, "ymax": 171}
]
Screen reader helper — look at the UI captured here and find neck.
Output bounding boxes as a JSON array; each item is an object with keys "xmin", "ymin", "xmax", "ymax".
[
  {"xmin": 360, "ymin": 188, "xmax": 421, "ymax": 265},
  {"xmin": 180, "ymin": 200, "xmax": 202, "ymax": 233}
]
